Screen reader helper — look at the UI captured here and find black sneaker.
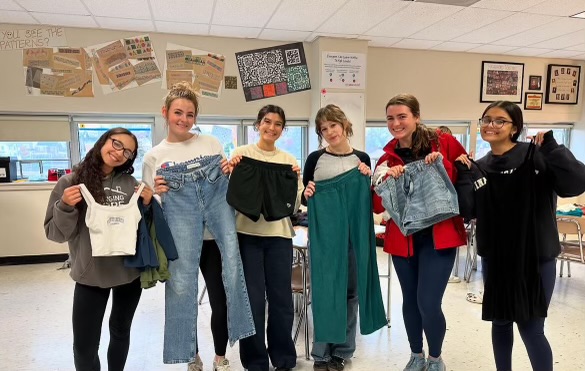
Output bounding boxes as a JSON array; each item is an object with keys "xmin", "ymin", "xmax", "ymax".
[
  {"xmin": 328, "ymin": 356, "xmax": 345, "ymax": 371},
  {"xmin": 313, "ymin": 361, "xmax": 328, "ymax": 370}
]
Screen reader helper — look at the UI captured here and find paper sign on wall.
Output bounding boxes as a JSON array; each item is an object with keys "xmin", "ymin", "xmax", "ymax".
[
  {"xmin": 1, "ymin": 27, "xmax": 67, "ymax": 51},
  {"xmin": 322, "ymin": 52, "xmax": 366, "ymax": 89}
]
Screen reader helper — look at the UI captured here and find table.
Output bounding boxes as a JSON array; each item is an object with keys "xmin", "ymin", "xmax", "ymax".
[{"xmin": 374, "ymin": 224, "xmax": 392, "ymax": 327}]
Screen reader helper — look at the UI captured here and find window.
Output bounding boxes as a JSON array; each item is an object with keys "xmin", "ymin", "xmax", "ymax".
[
  {"xmin": 0, "ymin": 115, "xmax": 71, "ymax": 180},
  {"xmin": 365, "ymin": 121, "xmax": 470, "ymax": 164},
  {"xmin": 475, "ymin": 124, "xmax": 572, "ymax": 160},
  {"xmin": 73, "ymin": 118, "xmax": 154, "ymax": 179},
  {"xmin": 245, "ymin": 120, "xmax": 308, "ymax": 169},
  {"xmin": 192, "ymin": 118, "xmax": 242, "ymax": 159}
]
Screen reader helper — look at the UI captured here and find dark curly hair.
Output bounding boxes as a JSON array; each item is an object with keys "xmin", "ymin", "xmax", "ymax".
[
  {"xmin": 253, "ymin": 104, "xmax": 286, "ymax": 131},
  {"xmin": 73, "ymin": 128, "xmax": 138, "ymax": 204}
]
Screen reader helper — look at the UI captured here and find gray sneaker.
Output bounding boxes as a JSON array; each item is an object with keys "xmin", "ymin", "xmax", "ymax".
[
  {"xmin": 426, "ymin": 357, "xmax": 446, "ymax": 371},
  {"xmin": 213, "ymin": 358, "xmax": 231, "ymax": 371},
  {"xmin": 404, "ymin": 352, "xmax": 426, "ymax": 371},
  {"xmin": 187, "ymin": 355, "xmax": 203, "ymax": 371}
]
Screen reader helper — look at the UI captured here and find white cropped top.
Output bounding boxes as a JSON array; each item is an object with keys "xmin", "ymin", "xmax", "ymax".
[{"xmin": 79, "ymin": 183, "xmax": 144, "ymax": 257}]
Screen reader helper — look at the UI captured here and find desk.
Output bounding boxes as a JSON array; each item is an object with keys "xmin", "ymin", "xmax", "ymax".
[
  {"xmin": 374, "ymin": 224, "xmax": 392, "ymax": 327},
  {"xmin": 557, "ymin": 215, "xmax": 585, "ymax": 277}
]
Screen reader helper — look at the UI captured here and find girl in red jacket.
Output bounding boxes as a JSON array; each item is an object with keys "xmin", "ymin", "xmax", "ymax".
[{"xmin": 372, "ymin": 94, "xmax": 467, "ymax": 371}]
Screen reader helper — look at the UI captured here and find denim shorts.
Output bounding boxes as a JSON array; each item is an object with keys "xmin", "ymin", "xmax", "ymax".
[{"xmin": 374, "ymin": 156, "xmax": 459, "ymax": 236}]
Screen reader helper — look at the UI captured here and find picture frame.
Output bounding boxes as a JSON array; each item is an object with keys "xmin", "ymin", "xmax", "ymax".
[
  {"xmin": 545, "ymin": 64, "xmax": 581, "ymax": 104},
  {"xmin": 480, "ymin": 61, "xmax": 524, "ymax": 103},
  {"xmin": 524, "ymin": 92, "xmax": 543, "ymax": 110},
  {"xmin": 528, "ymin": 75, "xmax": 542, "ymax": 90}
]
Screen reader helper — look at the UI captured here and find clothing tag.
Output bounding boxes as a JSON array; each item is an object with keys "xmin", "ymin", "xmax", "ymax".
[
  {"xmin": 161, "ymin": 161, "xmax": 175, "ymax": 169},
  {"xmin": 186, "ymin": 162, "xmax": 201, "ymax": 169}
]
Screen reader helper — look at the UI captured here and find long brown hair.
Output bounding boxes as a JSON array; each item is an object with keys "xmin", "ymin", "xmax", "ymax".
[
  {"xmin": 386, "ymin": 94, "xmax": 438, "ymax": 156},
  {"xmin": 73, "ymin": 128, "xmax": 138, "ymax": 204}
]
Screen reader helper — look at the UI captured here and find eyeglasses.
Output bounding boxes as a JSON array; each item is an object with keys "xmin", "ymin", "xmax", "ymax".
[
  {"xmin": 110, "ymin": 138, "xmax": 135, "ymax": 160},
  {"xmin": 479, "ymin": 117, "xmax": 513, "ymax": 129}
]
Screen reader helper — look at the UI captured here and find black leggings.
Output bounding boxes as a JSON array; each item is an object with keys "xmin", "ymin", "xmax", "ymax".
[
  {"xmin": 484, "ymin": 259, "xmax": 556, "ymax": 371},
  {"xmin": 72, "ymin": 278, "xmax": 142, "ymax": 371},
  {"xmin": 200, "ymin": 240, "xmax": 229, "ymax": 356}
]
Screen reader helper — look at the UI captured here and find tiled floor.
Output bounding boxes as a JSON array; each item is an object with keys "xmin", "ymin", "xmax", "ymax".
[{"xmin": 1, "ymin": 248, "xmax": 584, "ymax": 371}]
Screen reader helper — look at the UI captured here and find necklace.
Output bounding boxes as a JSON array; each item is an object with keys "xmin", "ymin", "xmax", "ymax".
[{"xmin": 255, "ymin": 143, "xmax": 278, "ymax": 162}]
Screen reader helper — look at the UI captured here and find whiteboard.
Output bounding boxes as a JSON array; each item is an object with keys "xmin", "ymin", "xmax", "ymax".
[{"xmin": 320, "ymin": 92, "xmax": 365, "ymax": 150}]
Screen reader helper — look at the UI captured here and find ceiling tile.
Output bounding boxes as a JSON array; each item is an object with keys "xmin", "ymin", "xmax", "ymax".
[
  {"xmin": 0, "ymin": 1, "xmax": 24, "ymax": 11},
  {"xmin": 31, "ymin": 12, "xmax": 98, "ymax": 28},
  {"xmin": 567, "ymin": 43, "xmax": 585, "ymax": 52},
  {"xmin": 431, "ymin": 41, "xmax": 482, "ymax": 51},
  {"xmin": 529, "ymin": 29, "xmax": 585, "ymax": 49},
  {"xmin": 84, "ymin": 0, "xmax": 150, "ymax": 19},
  {"xmin": 358, "ymin": 35, "xmax": 402, "ymax": 47},
  {"xmin": 466, "ymin": 44, "xmax": 519, "ymax": 54},
  {"xmin": 317, "ymin": 0, "xmax": 409, "ymax": 35},
  {"xmin": 15, "ymin": 0, "xmax": 88, "ymax": 15},
  {"xmin": 503, "ymin": 47, "xmax": 554, "ymax": 56},
  {"xmin": 493, "ymin": 17, "xmax": 585, "ymax": 47},
  {"xmin": 470, "ymin": 0, "xmax": 547, "ymax": 12},
  {"xmin": 524, "ymin": 0, "xmax": 585, "ymax": 17},
  {"xmin": 306, "ymin": 32, "xmax": 359, "ymax": 42},
  {"xmin": 411, "ymin": 6, "xmax": 514, "ymax": 41},
  {"xmin": 364, "ymin": 2, "xmax": 462, "ymax": 38},
  {"xmin": 453, "ymin": 12, "xmax": 557, "ymax": 44},
  {"xmin": 258, "ymin": 29, "xmax": 311, "ymax": 42},
  {"xmin": 392, "ymin": 39, "xmax": 443, "ymax": 49},
  {"xmin": 96, "ymin": 17, "xmax": 154, "ymax": 32},
  {"xmin": 212, "ymin": 0, "xmax": 280, "ymax": 28},
  {"xmin": 568, "ymin": 53, "xmax": 585, "ymax": 60},
  {"xmin": 150, "ymin": 0, "xmax": 213, "ymax": 24},
  {"xmin": 155, "ymin": 21, "xmax": 209, "ymax": 36},
  {"xmin": 266, "ymin": 0, "xmax": 346, "ymax": 31},
  {"xmin": 209, "ymin": 25, "xmax": 261, "ymax": 39},
  {"xmin": 537, "ymin": 49, "xmax": 585, "ymax": 58},
  {"xmin": 0, "ymin": 10, "xmax": 37, "ymax": 23}
]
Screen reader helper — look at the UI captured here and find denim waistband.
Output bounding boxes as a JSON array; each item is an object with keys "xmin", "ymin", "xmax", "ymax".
[
  {"xmin": 156, "ymin": 154, "xmax": 222, "ymax": 178},
  {"xmin": 404, "ymin": 156, "xmax": 443, "ymax": 175},
  {"xmin": 315, "ymin": 167, "xmax": 361, "ymax": 189},
  {"xmin": 241, "ymin": 156, "xmax": 294, "ymax": 171}
]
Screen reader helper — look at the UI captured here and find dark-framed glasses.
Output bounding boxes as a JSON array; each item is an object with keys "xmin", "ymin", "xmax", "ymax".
[
  {"xmin": 110, "ymin": 138, "xmax": 135, "ymax": 160},
  {"xmin": 479, "ymin": 117, "xmax": 513, "ymax": 129}
]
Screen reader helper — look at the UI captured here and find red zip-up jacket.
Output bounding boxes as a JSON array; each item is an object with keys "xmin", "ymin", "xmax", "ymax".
[{"xmin": 373, "ymin": 133, "xmax": 467, "ymax": 257}]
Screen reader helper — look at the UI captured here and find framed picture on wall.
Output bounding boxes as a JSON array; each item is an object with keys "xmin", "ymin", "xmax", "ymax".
[
  {"xmin": 528, "ymin": 75, "xmax": 542, "ymax": 90},
  {"xmin": 480, "ymin": 61, "xmax": 524, "ymax": 103},
  {"xmin": 524, "ymin": 92, "xmax": 543, "ymax": 110},
  {"xmin": 545, "ymin": 64, "xmax": 580, "ymax": 104}
]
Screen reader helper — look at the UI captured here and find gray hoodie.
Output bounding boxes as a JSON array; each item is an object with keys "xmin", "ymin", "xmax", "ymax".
[{"xmin": 44, "ymin": 173, "xmax": 141, "ymax": 288}]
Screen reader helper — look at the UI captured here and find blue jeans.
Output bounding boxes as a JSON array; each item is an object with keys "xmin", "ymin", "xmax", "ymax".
[
  {"xmin": 375, "ymin": 157, "xmax": 459, "ymax": 236},
  {"xmin": 157, "ymin": 155, "xmax": 255, "ymax": 364},
  {"xmin": 392, "ymin": 232, "xmax": 456, "ymax": 358},
  {"xmin": 311, "ymin": 246, "xmax": 358, "ymax": 362}
]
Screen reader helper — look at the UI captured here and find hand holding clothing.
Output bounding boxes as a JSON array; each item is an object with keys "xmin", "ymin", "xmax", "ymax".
[
  {"xmin": 357, "ymin": 161, "xmax": 372, "ymax": 176},
  {"xmin": 153, "ymin": 175, "xmax": 169, "ymax": 195},
  {"xmin": 304, "ymin": 181, "xmax": 316, "ymax": 199},
  {"xmin": 387, "ymin": 165, "xmax": 405, "ymax": 179},
  {"xmin": 424, "ymin": 151, "xmax": 442, "ymax": 164},
  {"xmin": 62, "ymin": 185, "xmax": 82, "ymax": 207},
  {"xmin": 137, "ymin": 183, "xmax": 153, "ymax": 205}
]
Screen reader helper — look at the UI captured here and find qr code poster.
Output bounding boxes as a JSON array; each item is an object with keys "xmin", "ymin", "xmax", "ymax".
[
  {"xmin": 23, "ymin": 47, "xmax": 94, "ymax": 97},
  {"xmin": 235, "ymin": 42, "xmax": 311, "ymax": 102},
  {"xmin": 85, "ymin": 35, "xmax": 162, "ymax": 95}
]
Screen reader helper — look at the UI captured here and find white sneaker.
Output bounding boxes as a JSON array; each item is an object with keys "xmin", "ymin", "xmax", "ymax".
[
  {"xmin": 187, "ymin": 355, "xmax": 203, "ymax": 371},
  {"xmin": 213, "ymin": 358, "xmax": 231, "ymax": 371},
  {"xmin": 448, "ymin": 275, "xmax": 461, "ymax": 283}
]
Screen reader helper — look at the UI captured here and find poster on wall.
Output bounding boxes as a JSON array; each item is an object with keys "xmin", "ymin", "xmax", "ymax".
[
  {"xmin": 480, "ymin": 61, "xmax": 524, "ymax": 103},
  {"xmin": 163, "ymin": 43, "xmax": 225, "ymax": 99},
  {"xmin": 85, "ymin": 35, "xmax": 162, "ymax": 95},
  {"xmin": 1, "ymin": 26, "xmax": 67, "ymax": 51},
  {"xmin": 545, "ymin": 64, "xmax": 580, "ymax": 104},
  {"xmin": 23, "ymin": 47, "xmax": 94, "ymax": 97},
  {"xmin": 235, "ymin": 42, "xmax": 310, "ymax": 102},
  {"xmin": 321, "ymin": 52, "xmax": 366, "ymax": 89}
]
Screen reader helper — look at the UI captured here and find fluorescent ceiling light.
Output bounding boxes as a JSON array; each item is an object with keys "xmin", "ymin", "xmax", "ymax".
[{"xmin": 570, "ymin": 11, "xmax": 585, "ymax": 19}]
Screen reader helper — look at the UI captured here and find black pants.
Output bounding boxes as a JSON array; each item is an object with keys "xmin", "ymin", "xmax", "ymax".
[
  {"xmin": 238, "ymin": 233, "xmax": 297, "ymax": 371},
  {"xmin": 72, "ymin": 278, "xmax": 142, "ymax": 371},
  {"xmin": 200, "ymin": 239, "xmax": 229, "ymax": 356},
  {"xmin": 483, "ymin": 259, "xmax": 556, "ymax": 371}
]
